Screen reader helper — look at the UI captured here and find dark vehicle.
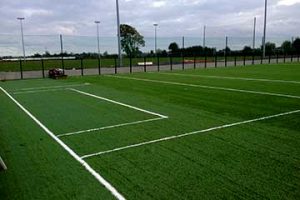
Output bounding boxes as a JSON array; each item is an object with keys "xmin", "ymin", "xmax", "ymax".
[{"xmin": 48, "ymin": 68, "xmax": 67, "ymax": 79}]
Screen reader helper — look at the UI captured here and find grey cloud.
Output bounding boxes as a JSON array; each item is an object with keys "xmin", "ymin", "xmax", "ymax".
[{"xmin": 0, "ymin": 0, "xmax": 299, "ymax": 38}]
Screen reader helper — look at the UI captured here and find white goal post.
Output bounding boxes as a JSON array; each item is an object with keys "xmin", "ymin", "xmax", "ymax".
[{"xmin": 0, "ymin": 156, "xmax": 7, "ymax": 171}]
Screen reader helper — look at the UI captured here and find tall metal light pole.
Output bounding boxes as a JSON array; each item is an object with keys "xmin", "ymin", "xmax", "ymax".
[
  {"xmin": 17, "ymin": 17, "xmax": 26, "ymax": 61},
  {"xmin": 116, "ymin": 0, "xmax": 122, "ymax": 67},
  {"xmin": 203, "ymin": 25, "xmax": 206, "ymax": 48},
  {"xmin": 262, "ymin": 0, "xmax": 268, "ymax": 58},
  {"xmin": 153, "ymin": 24, "xmax": 158, "ymax": 54},
  {"xmin": 95, "ymin": 21, "xmax": 101, "ymax": 59},
  {"xmin": 253, "ymin": 17, "xmax": 256, "ymax": 50}
]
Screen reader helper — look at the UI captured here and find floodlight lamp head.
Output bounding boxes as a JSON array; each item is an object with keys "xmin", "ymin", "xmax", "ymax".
[
  {"xmin": 95, "ymin": 21, "xmax": 100, "ymax": 24},
  {"xmin": 17, "ymin": 17, "xmax": 25, "ymax": 20},
  {"xmin": 153, "ymin": 23, "xmax": 158, "ymax": 27}
]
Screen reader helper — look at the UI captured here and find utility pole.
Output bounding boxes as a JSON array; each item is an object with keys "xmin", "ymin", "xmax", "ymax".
[
  {"xmin": 95, "ymin": 21, "xmax": 101, "ymax": 59},
  {"xmin": 116, "ymin": 0, "xmax": 122, "ymax": 67},
  {"xmin": 253, "ymin": 17, "xmax": 256, "ymax": 50},
  {"xmin": 17, "ymin": 17, "xmax": 26, "ymax": 61},
  {"xmin": 153, "ymin": 24, "xmax": 158, "ymax": 54},
  {"xmin": 203, "ymin": 25, "xmax": 206, "ymax": 48},
  {"xmin": 262, "ymin": 0, "xmax": 268, "ymax": 58}
]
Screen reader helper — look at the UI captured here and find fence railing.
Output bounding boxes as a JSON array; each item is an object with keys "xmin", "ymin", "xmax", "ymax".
[{"xmin": 0, "ymin": 53, "xmax": 299, "ymax": 81}]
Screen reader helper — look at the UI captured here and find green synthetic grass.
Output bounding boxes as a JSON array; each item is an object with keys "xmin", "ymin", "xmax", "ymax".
[{"xmin": 0, "ymin": 63, "xmax": 300, "ymax": 199}]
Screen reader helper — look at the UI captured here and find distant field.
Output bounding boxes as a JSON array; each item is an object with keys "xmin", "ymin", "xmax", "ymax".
[{"xmin": 0, "ymin": 63, "xmax": 300, "ymax": 199}]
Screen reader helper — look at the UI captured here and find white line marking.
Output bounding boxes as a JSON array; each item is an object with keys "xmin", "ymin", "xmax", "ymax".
[
  {"xmin": 0, "ymin": 87, "xmax": 126, "ymax": 200},
  {"xmin": 106, "ymin": 75, "xmax": 300, "ymax": 100},
  {"xmin": 12, "ymin": 88, "xmax": 67, "ymax": 95},
  {"xmin": 81, "ymin": 109, "xmax": 300, "ymax": 159},
  {"xmin": 156, "ymin": 72, "xmax": 300, "ymax": 84},
  {"xmin": 57, "ymin": 117, "xmax": 166, "ymax": 138},
  {"xmin": 13, "ymin": 83, "xmax": 90, "ymax": 92},
  {"xmin": 69, "ymin": 88, "xmax": 168, "ymax": 118}
]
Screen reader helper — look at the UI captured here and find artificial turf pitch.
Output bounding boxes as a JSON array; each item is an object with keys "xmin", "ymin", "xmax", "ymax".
[{"xmin": 0, "ymin": 63, "xmax": 300, "ymax": 199}]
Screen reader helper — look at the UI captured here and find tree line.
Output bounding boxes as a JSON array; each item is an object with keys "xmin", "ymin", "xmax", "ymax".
[{"xmin": 2, "ymin": 24, "xmax": 299, "ymax": 60}]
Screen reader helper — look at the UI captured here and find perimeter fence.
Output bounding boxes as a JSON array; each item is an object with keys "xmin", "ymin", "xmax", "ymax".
[{"xmin": 0, "ymin": 34, "xmax": 299, "ymax": 80}]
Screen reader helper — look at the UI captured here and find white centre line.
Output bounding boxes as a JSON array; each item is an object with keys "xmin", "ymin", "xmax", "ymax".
[
  {"xmin": 57, "ymin": 117, "xmax": 165, "ymax": 138},
  {"xmin": 13, "ymin": 88, "xmax": 68, "ymax": 95},
  {"xmin": 156, "ymin": 72, "xmax": 300, "ymax": 84},
  {"xmin": 0, "ymin": 87, "xmax": 126, "ymax": 200},
  {"xmin": 106, "ymin": 75, "xmax": 300, "ymax": 100},
  {"xmin": 81, "ymin": 109, "xmax": 300, "ymax": 159},
  {"xmin": 12, "ymin": 83, "xmax": 90, "ymax": 92},
  {"xmin": 69, "ymin": 88, "xmax": 168, "ymax": 119}
]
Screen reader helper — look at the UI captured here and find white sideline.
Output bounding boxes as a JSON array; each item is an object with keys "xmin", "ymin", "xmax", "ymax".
[
  {"xmin": 57, "ymin": 117, "xmax": 165, "ymax": 138},
  {"xmin": 0, "ymin": 87, "xmax": 126, "ymax": 200},
  {"xmin": 13, "ymin": 83, "xmax": 90, "ymax": 92},
  {"xmin": 13, "ymin": 88, "xmax": 67, "ymax": 95},
  {"xmin": 157, "ymin": 72, "xmax": 300, "ymax": 84},
  {"xmin": 81, "ymin": 109, "xmax": 300, "ymax": 159},
  {"xmin": 106, "ymin": 75, "xmax": 300, "ymax": 100},
  {"xmin": 69, "ymin": 88, "xmax": 168, "ymax": 119}
]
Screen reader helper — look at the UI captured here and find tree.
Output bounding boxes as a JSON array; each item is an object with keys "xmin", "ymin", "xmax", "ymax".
[
  {"xmin": 168, "ymin": 42, "xmax": 179, "ymax": 53},
  {"xmin": 242, "ymin": 46, "xmax": 252, "ymax": 55},
  {"xmin": 292, "ymin": 38, "xmax": 300, "ymax": 54},
  {"xmin": 263, "ymin": 42, "xmax": 276, "ymax": 55},
  {"xmin": 120, "ymin": 24, "xmax": 145, "ymax": 56},
  {"xmin": 281, "ymin": 40, "xmax": 292, "ymax": 54}
]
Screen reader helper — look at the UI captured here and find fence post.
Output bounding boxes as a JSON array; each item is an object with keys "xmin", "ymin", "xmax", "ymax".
[
  {"xmin": 215, "ymin": 54, "xmax": 217, "ymax": 68},
  {"xmin": 234, "ymin": 55, "xmax": 237, "ymax": 66},
  {"xmin": 144, "ymin": 57, "xmax": 146, "ymax": 72},
  {"xmin": 261, "ymin": 54, "xmax": 263, "ymax": 64},
  {"xmin": 61, "ymin": 58, "xmax": 65, "ymax": 75},
  {"xmin": 129, "ymin": 54, "xmax": 132, "ymax": 74},
  {"xmin": 41, "ymin": 59, "xmax": 45, "ymax": 78},
  {"xmin": 170, "ymin": 55, "xmax": 173, "ymax": 71},
  {"xmin": 98, "ymin": 57, "xmax": 101, "ymax": 75},
  {"xmin": 19, "ymin": 60, "xmax": 23, "ymax": 79},
  {"xmin": 284, "ymin": 54, "xmax": 286, "ymax": 63},
  {"xmin": 80, "ymin": 58, "xmax": 84, "ymax": 76},
  {"xmin": 225, "ymin": 52, "xmax": 227, "ymax": 68},
  {"xmin": 243, "ymin": 54, "xmax": 246, "ymax": 66},
  {"xmin": 291, "ymin": 54, "xmax": 293, "ymax": 62},
  {"xmin": 157, "ymin": 54, "xmax": 160, "ymax": 72},
  {"xmin": 193, "ymin": 55, "xmax": 196, "ymax": 69},
  {"xmin": 252, "ymin": 53, "xmax": 255, "ymax": 65},
  {"xmin": 114, "ymin": 57, "xmax": 117, "ymax": 74},
  {"xmin": 268, "ymin": 55, "xmax": 271, "ymax": 64},
  {"xmin": 276, "ymin": 53, "xmax": 279, "ymax": 64},
  {"xmin": 205, "ymin": 52, "xmax": 207, "ymax": 69},
  {"xmin": 182, "ymin": 52, "xmax": 185, "ymax": 70}
]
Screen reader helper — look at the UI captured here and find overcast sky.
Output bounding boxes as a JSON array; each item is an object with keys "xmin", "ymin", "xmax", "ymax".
[{"xmin": 0, "ymin": 0, "xmax": 299, "ymax": 38}]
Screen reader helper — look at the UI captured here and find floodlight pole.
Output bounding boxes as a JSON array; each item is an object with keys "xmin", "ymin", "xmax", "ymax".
[
  {"xmin": 17, "ymin": 17, "xmax": 26, "ymax": 61},
  {"xmin": 153, "ymin": 24, "xmax": 158, "ymax": 54},
  {"xmin": 116, "ymin": 0, "xmax": 122, "ymax": 67},
  {"xmin": 253, "ymin": 17, "xmax": 256, "ymax": 50},
  {"xmin": 203, "ymin": 25, "xmax": 206, "ymax": 48},
  {"xmin": 262, "ymin": 0, "xmax": 268, "ymax": 58},
  {"xmin": 95, "ymin": 21, "xmax": 101, "ymax": 59}
]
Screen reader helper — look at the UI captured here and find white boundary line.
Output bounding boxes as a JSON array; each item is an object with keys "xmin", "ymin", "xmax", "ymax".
[
  {"xmin": 156, "ymin": 72, "xmax": 300, "ymax": 84},
  {"xmin": 0, "ymin": 87, "xmax": 126, "ymax": 200},
  {"xmin": 12, "ymin": 83, "xmax": 90, "ymax": 92},
  {"xmin": 69, "ymin": 88, "xmax": 168, "ymax": 118},
  {"xmin": 57, "ymin": 117, "xmax": 165, "ymax": 138},
  {"xmin": 106, "ymin": 75, "xmax": 300, "ymax": 100},
  {"xmin": 81, "ymin": 109, "xmax": 300, "ymax": 159},
  {"xmin": 12, "ymin": 88, "xmax": 68, "ymax": 95}
]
